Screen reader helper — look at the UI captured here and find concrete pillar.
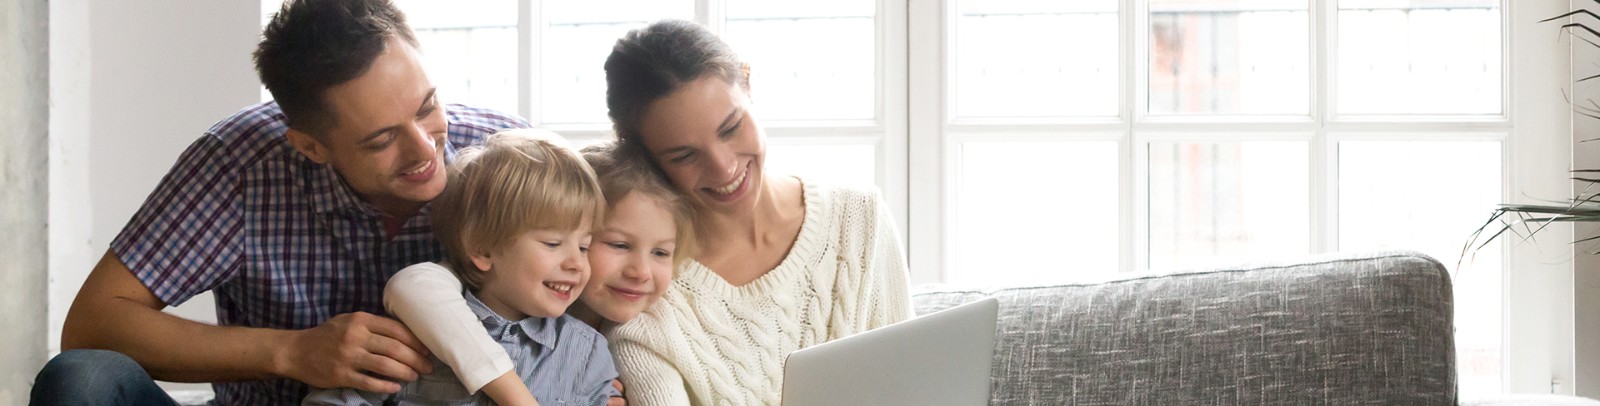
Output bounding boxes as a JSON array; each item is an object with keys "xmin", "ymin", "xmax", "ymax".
[{"xmin": 0, "ymin": 0, "xmax": 51, "ymax": 403}]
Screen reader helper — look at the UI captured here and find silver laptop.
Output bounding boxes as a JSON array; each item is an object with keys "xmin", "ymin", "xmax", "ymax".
[{"xmin": 781, "ymin": 297, "xmax": 999, "ymax": 406}]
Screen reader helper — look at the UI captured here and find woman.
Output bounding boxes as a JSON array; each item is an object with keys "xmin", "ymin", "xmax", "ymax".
[{"xmin": 600, "ymin": 19, "xmax": 911, "ymax": 405}]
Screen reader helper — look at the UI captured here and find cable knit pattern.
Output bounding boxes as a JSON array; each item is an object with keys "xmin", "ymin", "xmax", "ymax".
[{"xmin": 607, "ymin": 179, "xmax": 913, "ymax": 406}]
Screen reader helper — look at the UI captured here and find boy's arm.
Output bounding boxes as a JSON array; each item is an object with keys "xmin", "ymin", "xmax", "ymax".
[
  {"xmin": 63, "ymin": 250, "xmax": 433, "ymax": 392},
  {"xmin": 384, "ymin": 264, "xmax": 518, "ymax": 394}
]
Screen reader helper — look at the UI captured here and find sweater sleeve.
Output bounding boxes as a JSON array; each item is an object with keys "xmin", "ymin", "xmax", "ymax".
[
  {"xmin": 862, "ymin": 191, "xmax": 914, "ymax": 328},
  {"xmin": 383, "ymin": 263, "xmax": 514, "ymax": 393},
  {"xmin": 610, "ymin": 334, "xmax": 692, "ymax": 406}
]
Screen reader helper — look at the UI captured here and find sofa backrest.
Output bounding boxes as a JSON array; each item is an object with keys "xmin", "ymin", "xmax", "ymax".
[{"xmin": 912, "ymin": 250, "xmax": 1456, "ymax": 405}]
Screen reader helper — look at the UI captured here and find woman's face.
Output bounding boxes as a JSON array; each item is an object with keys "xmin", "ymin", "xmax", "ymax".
[
  {"xmin": 581, "ymin": 192, "xmax": 678, "ymax": 323},
  {"xmin": 636, "ymin": 75, "xmax": 766, "ymax": 215}
]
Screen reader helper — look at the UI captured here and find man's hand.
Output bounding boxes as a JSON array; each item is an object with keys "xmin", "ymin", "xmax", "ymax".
[{"xmin": 278, "ymin": 312, "xmax": 434, "ymax": 393}]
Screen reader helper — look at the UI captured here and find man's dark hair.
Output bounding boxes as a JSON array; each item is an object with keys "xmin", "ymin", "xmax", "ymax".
[{"xmin": 254, "ymin": 0, "xmax": 419, "ymax": 135}]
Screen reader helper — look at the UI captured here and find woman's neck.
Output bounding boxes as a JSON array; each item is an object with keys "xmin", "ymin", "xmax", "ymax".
[{"xmin": 692, "ymin": 175, "xmax": 805, "ymax": 286}]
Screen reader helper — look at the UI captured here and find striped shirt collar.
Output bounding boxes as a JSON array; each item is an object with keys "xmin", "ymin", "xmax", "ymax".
[{"xmin": 463, "ymin": 289, "xmax": 560, "ymax": 349}]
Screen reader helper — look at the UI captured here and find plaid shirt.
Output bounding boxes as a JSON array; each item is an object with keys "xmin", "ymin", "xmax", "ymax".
[{"xmin": 110, "ymin": 101, "xmax": 529, "ymax": 405}]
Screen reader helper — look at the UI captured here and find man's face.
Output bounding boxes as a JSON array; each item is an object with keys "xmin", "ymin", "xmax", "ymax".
[{"xmin": 294, "ymin": 37, "xmax": 449, "ymax": 217}]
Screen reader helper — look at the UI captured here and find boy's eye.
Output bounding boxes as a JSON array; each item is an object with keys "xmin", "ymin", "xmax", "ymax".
[
  {"xmin": 542, "ymin": 241, "xmax": 562, "ymax": 249},
  {"xmin": 607, "ymin": 242, "xmax": 630, "ymax": 251}
]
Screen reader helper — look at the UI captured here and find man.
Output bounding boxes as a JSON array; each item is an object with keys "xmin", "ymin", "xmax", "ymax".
[{"xmin": 30, "ymin": 0, "xmax": 528, "ymax": 404}]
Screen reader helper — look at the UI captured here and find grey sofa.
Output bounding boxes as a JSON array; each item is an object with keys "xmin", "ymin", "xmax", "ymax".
[{"xmin": 913, "ymin": 250, "xmax": 1462, "ymax": 405}]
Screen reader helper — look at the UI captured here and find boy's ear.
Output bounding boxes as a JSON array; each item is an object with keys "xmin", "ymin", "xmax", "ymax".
[
  {"xmin": 468, "ymin": 250, "xmax": 493, "ymax": 272},
  {"xmin": 285, "ymin": 127, "xmax": 332, "ymax": 164}
]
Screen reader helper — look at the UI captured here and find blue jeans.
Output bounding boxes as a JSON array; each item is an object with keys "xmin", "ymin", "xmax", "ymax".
[{"xmin": 31, "ymin": 349, "xmax": 179, "ymax": 406}]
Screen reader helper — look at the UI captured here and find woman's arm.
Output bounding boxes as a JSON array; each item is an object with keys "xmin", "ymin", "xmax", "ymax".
[
  {"xmin": 862, "ymin": 191, "xmax": 914, "ymax": 328},
  {"xmin": 383, "ymin": 263, "xmax": 520, "ymax": 396}
]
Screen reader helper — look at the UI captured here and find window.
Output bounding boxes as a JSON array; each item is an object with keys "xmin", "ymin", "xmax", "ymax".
[
  {"xmin": 259, "ymin": 0, "xmax": 1565, "ymax": 396},
  {"xmin": 915, "ymin": 0, "xmax": 1510, "ymax": 396}
]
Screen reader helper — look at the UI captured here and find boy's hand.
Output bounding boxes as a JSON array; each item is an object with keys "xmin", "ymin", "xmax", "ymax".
[
  {"xmin": 277, "ymin": 311, "xmax": 434, "ymax": 392},
  {"xmin": 609, "ymin": 380, "xmax": 626, "ymax": 406}
]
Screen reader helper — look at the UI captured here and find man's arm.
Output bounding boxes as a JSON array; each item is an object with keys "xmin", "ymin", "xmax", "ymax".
[{"xmin": 62, "ymin": 250, "xmax": 434, "ymax": 392}]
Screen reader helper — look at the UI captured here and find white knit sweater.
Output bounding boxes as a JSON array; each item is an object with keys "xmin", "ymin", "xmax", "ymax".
[{"xmin": 607, "ymin": 180, "xmax": 913, "ymax": 406}]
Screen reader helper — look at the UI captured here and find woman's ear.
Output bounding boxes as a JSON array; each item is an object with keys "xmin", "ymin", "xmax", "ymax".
[{"xmin": 739, "ymin": 63, "xmax": 753, "ymax": 96}]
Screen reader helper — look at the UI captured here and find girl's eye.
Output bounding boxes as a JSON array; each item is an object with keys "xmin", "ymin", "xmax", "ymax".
[
  {"xmin": 652, "ymin": 249, "xmax": 672, "ymax": 258},
  {"xmin": 579, "ymin": 244, "xmax": 590, "ymax": 253},
  {"xmin": 542, "ymin": 241, "xmax": 561, "ymax": 249},
  {"xmin": 607, "ymin": 242, "xmax": 630, "ymax": 251}
]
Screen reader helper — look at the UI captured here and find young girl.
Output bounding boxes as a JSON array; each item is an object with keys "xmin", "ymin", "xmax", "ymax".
[
  {"xmin": 384, "ymin": 140, "xmax": 698, "ymax": 404},
  {"xmin": 304, "ymin": 129, "xmax": 621, "ymax": 406}
]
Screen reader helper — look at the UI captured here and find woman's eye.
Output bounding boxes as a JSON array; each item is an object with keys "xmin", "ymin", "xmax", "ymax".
[{"xmin": 669, "ymin": 152, "xmax": 693, "ymax": 164}]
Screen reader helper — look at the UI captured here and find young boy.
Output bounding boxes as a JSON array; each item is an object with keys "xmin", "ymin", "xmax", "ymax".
[{"xmin": 304, "ymin": 129, "xmax": 620, "ymax": 406}]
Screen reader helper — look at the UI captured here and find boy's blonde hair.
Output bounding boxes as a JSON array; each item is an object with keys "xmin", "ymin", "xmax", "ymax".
[
  {"xmin": 432, "ymin": 129, "xmax": 604, "ymax": 290},
  {"xmin": 581, "ymin": 142, "xmax": 697, "ymax": 271}
]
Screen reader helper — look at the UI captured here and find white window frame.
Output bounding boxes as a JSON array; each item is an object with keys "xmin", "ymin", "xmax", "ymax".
[{"xmin": 912, "ymin": 0, "xmax": 1576, "ymax": 395}]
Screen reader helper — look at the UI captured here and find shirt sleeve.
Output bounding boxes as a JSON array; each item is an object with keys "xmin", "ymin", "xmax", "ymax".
[
  {"xmin": 610, "ymin": 336, "xmax": 691, "ymax": 406},
  {"xmin": 862, "ymin": 191, "xmax": 914, "ymax": 329},
  {"xmin": 583, "ymin": 335, "xmax": 624, "ymax": 405},
  {"xmin": 109, "ymin": 134, "xmax": 244, "ymax": 306},
  {"xmin": 384, "ymin": 263, "xmax": 514, "ymax": 394}
]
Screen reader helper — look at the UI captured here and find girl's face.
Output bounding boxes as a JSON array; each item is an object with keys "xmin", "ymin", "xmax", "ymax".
[
  {"xmin": 636, "ymin": 75, "xmax": 766, "ymax": 215},
  {"xmin": 471, "ymin": 221, "xmax": 593, "ymax": 320},
  {"xmin": 581, "ymin": 192, "xmax": 678, "ymax": 323}
]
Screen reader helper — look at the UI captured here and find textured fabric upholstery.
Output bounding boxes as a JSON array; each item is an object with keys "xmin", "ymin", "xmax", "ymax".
[{"xmin": 913, "ymin": 250, "xmax": 1456, "ymax": 405}]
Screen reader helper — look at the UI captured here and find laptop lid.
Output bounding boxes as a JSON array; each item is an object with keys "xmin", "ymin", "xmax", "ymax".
[{"xmin": 780, "ymin": 297, "xmax": 999, "ymax": 406}]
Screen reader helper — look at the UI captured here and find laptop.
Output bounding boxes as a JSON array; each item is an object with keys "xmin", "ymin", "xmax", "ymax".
[{"xmin": 780, "ymin": 297, "xmax": 1000, "ymax": 406}]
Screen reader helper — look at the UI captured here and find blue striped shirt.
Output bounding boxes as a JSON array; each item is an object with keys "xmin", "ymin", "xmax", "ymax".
[
  {"xmin": 109, "ymin": 101, "xmax": 529, "ymax": 405},
  {"xmin": 303, "ymin": 278, "xmax": 622, "ymax": 406}
]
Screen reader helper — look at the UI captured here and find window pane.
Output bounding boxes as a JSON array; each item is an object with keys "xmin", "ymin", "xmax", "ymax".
[
  {"xmin": 955, "ymin": 0, "xmax": 1119, "ymax": 118},
  {"xmin": 765, "ymin": 144, "xmax": 876, "ymax": 189},
  {"xmin": 952, "ymin": 141, "xmax": 1120, "ymax": 286},
  {"xmin": 541, "ymin": 1, "xmax": 693, "ymax": 124},
  {"xmin": 1337, "ymin": 0, "xmax": 1500, "ymax": 115},
  {"xmin": 395, "ymin": 0, "xmax": 519, "ymax": 114},
  {"xmin": 1148, "ymin": 141, "xmax": 1308, "ymax": 270},
  {"xmin": 1338, "ymin": 140, "xmax": 1502, "ymax": 397},
  {"xmin": 725, "ymin": 0, "xmax": 875, "ymax": 121},
  {"xmin": 1149, "ymin": 1, "xmax": 1309, "ymax": 115}
]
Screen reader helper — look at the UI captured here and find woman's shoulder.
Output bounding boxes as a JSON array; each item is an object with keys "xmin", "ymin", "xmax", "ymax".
[{"xmin": 798, "ymin": 178, "xmax": 885, "ymax": 219}]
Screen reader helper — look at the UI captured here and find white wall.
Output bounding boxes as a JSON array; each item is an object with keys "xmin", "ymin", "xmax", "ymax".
[
  {"xmin": 4, "ymin": 0, "xmax": 51, "ymax": 402},
  {"xmin": 48, "ymin": 0, "xmax": 260, "ymax": 392}
]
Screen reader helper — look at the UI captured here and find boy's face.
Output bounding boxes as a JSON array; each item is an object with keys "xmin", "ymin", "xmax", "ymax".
[
  {"xmin": 582, "ymin": 192, "xmax": 678, "ymax": 323},
  {"xmin": 472, "ymin": 221, "xmax": 593, "ymax": 320},
  {"xmin": 286, "ymin": 37, "xmax": 450, "ymax": 217}
]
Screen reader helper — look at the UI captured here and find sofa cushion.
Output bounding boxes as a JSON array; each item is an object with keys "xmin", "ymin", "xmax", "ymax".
[{"xmin": 913, "ymin": 250, "xmax": 1455, "ymax": 405}]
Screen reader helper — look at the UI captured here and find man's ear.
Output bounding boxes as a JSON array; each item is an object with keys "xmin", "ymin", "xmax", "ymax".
[{"xmin": 285, "ymin": 127, "xmax": 332, "ymax": 164}]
